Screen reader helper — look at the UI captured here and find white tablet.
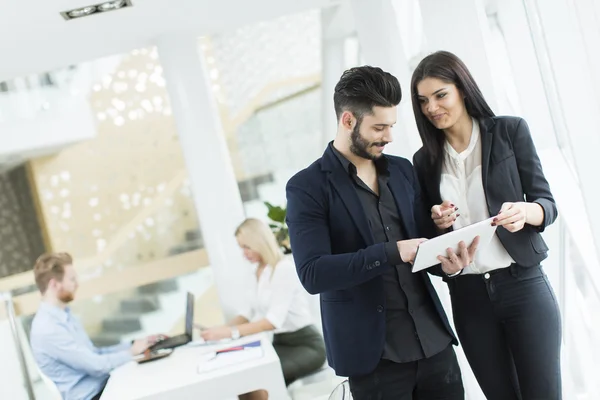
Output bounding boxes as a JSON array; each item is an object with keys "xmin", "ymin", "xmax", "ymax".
[{"xmin": 412, "ymin": 217, "xmax": 497, "ymax": 273}]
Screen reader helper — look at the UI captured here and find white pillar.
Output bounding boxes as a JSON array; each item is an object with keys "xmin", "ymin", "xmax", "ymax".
[
  {"xmin": 418, "ymin": 0, "xmax": 499, "ymax": 111},
  {"xmin": 348, "ymin": 0, "xmax": 422, "ymax": 159},
  {"xmin": 321, "ymin": 7, "xmax": 346, "ymax": 149},
  {"xmin": 156, "ymin": 34, "xmax": 253, "ymax": 320}
]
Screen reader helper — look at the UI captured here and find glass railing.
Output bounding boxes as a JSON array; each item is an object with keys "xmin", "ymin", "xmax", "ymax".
[{"xmin": 88, "ymin": 174, "xmax": 203, "ymax": 277}]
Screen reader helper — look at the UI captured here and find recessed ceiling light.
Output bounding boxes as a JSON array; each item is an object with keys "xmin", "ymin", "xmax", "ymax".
[
  {"xmin": 61, "ymin": 0, "xmax": 132, "ymax": 21},
  {"xmin": 67, "ymin": 6, "xmax": 97, "ymax": 19},
  {"xmin": 98, "ymin": 0, "xmax": 126, "ymax": 12}
]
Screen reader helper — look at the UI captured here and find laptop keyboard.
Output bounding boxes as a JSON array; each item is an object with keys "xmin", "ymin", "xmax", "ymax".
[{"xmin": 149, "ymin": 334, "xmax": 189, "ymax": 351}]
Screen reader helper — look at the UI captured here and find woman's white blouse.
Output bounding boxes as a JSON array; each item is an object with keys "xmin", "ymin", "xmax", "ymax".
[
  {"xmin": 439, "ymin": 118, "xmax": 514, "ymax": 274},
  {"xmin": 243, "ymin": 256, "xmax": 314, "ymax": 333}
]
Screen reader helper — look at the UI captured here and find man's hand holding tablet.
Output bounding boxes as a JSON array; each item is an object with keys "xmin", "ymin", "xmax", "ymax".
[
  {"xmin": 437, "ymin": 236, "xmax": 480, "ymax": 275},
  {"xmin": 412, "ymin": 217, "xmax": 497, "ymax": 274}
]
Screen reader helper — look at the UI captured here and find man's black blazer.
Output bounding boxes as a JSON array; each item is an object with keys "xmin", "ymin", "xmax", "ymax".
[
  {"xmin": 413, "ymin": 116, "xmax": 558, "ymax": 268},
  {"xmin": 285, "ymin": 144, "xmax": 457, "ymax": 378}
]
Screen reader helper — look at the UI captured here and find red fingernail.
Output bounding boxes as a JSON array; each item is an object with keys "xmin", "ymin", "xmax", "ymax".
[
  {"xmin": 456, "ymin": 214, "xmax": 461, "ymax": 217},
  {"xmin": 450, "ymin": 203, "xmax": 455, "ymax": 207},
  {"xmin": 491, "ymin": 223, "xmax": 496, "ymax": 226},
  {"xmin": 498, "ymin": 211, "xmax": 502, "ymax": 214},
  {"xmin": 455, "ymin": 207, "xmax": 459, "ymax": 211},
  {"xmin": 493, "ymin": 218, "xmax": 498, "ymax": 222}
]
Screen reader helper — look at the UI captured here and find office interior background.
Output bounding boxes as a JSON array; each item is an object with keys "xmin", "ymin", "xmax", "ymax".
[{"xmin": 0, "ymin": 0, "xmax": 599, "ymax": 399}]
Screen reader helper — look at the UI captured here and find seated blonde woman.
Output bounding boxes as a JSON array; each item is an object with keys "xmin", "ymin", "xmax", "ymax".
[{"xmin": 200, "ymin": 218, "xmax": 326, "ymax": 395}]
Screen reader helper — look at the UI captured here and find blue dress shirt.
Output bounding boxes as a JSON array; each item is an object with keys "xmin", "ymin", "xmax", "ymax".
[{"xmin": 30, "ymin": 302, "xmax": 132, "ymax": 400}]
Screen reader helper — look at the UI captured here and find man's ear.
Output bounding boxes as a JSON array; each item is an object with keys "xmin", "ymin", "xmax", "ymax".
[
  {"xmin": 340, "ymin": 111, "xmax": 355, "ymax": 131},
  {"xmin": 47, "ymin": 278, "xmax": 58, "ymax": 290}
]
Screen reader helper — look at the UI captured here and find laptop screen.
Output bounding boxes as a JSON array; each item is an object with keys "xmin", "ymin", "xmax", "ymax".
[{"xmin": 185, "ymin": 292, "xmax": 194, "ymax": 337}]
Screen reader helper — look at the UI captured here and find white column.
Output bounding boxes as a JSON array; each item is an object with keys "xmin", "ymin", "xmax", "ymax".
[
  {"xmin": 348, "ymin": 0, "xmax": 421, "ymax": 159},
  {"xmin": 321, "ymin": 6, "xmax": 347, "ymax": 149},
  {"xmin": 418, "ymin": 0, "xmax": 499, "ymax": 111},
  {"xmin": 156, "ymin": 34, "xmax": 253, "ymax": 320}
]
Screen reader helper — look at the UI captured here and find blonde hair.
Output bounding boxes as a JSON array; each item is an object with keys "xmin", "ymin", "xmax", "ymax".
[
  {"xmin": 235, "ymin": 218, "xmax": 283, "ymax": 269},
  {"xmin": 33, "ymin": 252, "xmax": 73, "ymax": 294}
]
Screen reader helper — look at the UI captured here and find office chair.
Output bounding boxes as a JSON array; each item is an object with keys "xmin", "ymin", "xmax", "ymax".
[{"xmin": 38, "ymin": 370, "xmax": 62, "ymax": 400}]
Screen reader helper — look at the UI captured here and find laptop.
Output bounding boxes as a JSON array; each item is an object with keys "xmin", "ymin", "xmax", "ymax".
[
  {"xmin": 148, "ymin": 292, "xmax": 194, "ymax": 351},
  {"xmin": 136, "ymin": 348, "xmax": 173, "ymax": 364}
]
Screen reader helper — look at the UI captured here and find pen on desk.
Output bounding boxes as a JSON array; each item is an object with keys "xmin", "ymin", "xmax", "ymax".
[{"xmin": 216, "ymin": 346, "xmax": 244, "ymax": 354}]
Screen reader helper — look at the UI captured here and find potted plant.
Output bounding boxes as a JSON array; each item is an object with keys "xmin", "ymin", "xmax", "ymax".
[{"xmin": 264, "ymin": 202, "xmax": 291, "ymax": 254}]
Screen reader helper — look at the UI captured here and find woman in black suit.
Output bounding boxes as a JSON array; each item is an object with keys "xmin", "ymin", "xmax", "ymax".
[{"xmin": 410, "ymin": 51, "xmax": 562, "ymax": 400}]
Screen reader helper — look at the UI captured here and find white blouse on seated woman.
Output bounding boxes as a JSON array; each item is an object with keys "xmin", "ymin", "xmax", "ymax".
[{"xmin": 241, "ymin": 256, "xmax": 314, "ymax": 336}]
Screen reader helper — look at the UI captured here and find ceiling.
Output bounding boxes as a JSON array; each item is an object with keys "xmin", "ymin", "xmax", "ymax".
[{"xmin": 0, "ymin": 0, "xmax": 340, "ymax": 81}]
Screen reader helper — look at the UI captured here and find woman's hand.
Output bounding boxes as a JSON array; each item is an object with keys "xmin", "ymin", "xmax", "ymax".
[
  {"xmin": 492, "ymin": 202, "xmax": 528, "ymax": 233},
  {"xmin": 431, "ymin": 200, "xmax": 459, "ymax": 230},
  {"xmin": 437, "ymin": 236, "xmax": 480, "ymax": 275},
  {"xmin": 200, "ymin": 326, "xmax": 232, "ymax": 341}
]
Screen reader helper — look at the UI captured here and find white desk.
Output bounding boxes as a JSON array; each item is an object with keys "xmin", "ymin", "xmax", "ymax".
[{"xmin": 101, "ymin": 334, "xmax": 290, "ymax": 400}]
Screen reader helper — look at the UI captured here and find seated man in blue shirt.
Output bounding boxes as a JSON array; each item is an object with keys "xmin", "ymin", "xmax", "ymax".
[{"xmin": 30, "ymin": 252, "xmax": 160, "ymax": 400}]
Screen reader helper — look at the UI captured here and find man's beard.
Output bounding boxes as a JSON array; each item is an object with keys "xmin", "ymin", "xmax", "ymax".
[
  {"xmin": 57, "ymin": 289, "xmax": 75, "ymax": 303},
  {"xmin": 349, "ymin": 123, "xmax": 388, "ymax": 160}
]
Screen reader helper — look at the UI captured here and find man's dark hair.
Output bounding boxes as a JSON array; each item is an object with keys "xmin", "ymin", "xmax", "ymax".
[{"xmin": 333, "ymin": 66, "xmax": 402, "ymax": 124}]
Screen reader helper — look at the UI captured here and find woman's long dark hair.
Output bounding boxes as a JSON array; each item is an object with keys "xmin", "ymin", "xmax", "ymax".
[{"xmin": 410, "ymin": 51, "xmax": 495, "ymax": 169}]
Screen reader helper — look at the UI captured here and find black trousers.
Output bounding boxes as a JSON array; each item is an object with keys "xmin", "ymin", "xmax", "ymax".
[
  {"xmin": 348, "ymin": 345, "xmax": 464, "ymax": 400},
  {"xmin": 448, "ymin": 264, "xmax": 562, "ymax": 400}
]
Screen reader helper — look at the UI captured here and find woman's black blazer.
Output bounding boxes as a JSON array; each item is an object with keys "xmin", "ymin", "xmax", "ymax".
[{"xmin": 413, "ymin": 116, "xmax": 558, "ymax": 268}]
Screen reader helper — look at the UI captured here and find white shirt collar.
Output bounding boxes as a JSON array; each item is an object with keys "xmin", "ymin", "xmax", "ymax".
[{"xmin": 444, "ymin": 118, "xmax": 480, "ymax": 161}]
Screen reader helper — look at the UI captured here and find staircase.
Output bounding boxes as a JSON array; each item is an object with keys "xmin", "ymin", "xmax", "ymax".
[
  {"xmin": 89, "ymin": 228, "xmax": 207, "ymax": 347},
  {"xmin": 86, "ymin": 172, "xmax": 283, "ymax": 346}
]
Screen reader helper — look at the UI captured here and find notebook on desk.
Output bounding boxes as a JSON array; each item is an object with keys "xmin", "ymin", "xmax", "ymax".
[{"xmin": 197, "ymin": 340, "xmax": 264, "ymax": 373}]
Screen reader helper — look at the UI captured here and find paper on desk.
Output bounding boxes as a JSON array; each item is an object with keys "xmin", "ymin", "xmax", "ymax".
[{"xmin": 197, "ymin": 346, "xmax": 264, "ymax": 373}]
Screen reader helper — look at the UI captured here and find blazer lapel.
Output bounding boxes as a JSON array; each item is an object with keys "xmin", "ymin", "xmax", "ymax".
[
  {"xmin": 479, "ymin": 117, "xmax": 494, "ymax": 195},
  {"xmin": 328, "ymin": 169, "xmax": 375, "ymax": 245},
  {"xmin": 387, "ymin": 165, "xmax": 416, "ymax": 238}
]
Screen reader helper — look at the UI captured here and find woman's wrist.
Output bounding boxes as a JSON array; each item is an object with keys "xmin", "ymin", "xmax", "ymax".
[
  {"xmin": 523, "ymin": 201, "xmax": 544, "ymax": 227},
  {"xmin": 230, "ymin": 326, "xmax": 240, "ymax": 340}
]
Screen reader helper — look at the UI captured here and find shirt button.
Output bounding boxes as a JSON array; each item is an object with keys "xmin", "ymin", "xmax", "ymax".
[
  {"xmin": 386, "ymin": 226, "xmax": 390, "ymax": 231},
  {"xmin": 484, "ymin": 273, "xmax": 491, "ymax": 280},
  {"xmin": 376, "ymin": 305, "xmax": 384, "ymax": 312}
]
